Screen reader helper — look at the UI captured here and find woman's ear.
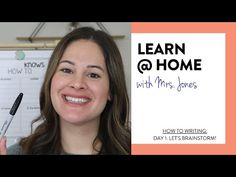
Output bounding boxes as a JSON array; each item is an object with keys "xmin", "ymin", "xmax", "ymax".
[
  {"xmin": 107, "ymin": 94, "xmax": 111, "ymax": 101},
  {"xmin": 108, "ymin": 93, "xmax": 111, "ymax": 101}
]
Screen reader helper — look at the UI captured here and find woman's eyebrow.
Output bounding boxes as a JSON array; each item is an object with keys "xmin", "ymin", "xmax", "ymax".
[
  {"xmin": 59, "ymin": 60, "xmax": 75, "ymax": 65},
  {"xmin": 59, "ymin": 61, "xmax": 104, "ymax": 72}
]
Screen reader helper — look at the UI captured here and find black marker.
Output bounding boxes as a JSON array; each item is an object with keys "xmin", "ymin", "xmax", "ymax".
[{"xmin": 0, "ymin": 93, "xmax": 23, "ymax": 139}]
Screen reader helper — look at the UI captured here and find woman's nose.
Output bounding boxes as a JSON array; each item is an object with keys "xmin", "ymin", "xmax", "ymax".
[{"xmin": 69, "ymin": 76, "xmax": 88, "ymax": 90}]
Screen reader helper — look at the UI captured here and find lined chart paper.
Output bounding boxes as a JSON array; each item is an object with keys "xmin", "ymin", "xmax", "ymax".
[{"xmin": 0, "ymin": 50, "xmax": 52, "ymax": 147}]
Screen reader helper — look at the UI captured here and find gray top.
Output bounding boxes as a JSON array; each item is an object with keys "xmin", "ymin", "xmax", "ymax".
[
  {"xmin": 7, "ymin": 143, "xmax": 88, "ymax": 155},
  {"xmin": 7, "ymin": 143, "xmax": 22, "ymax": 155},
  {"xmin": 7, "ymin": 143, "xmax": 68, "ymax": 155}
]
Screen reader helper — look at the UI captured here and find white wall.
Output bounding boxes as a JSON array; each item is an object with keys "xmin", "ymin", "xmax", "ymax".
[{"xmin": 0, "ymin": 22, "xmax": 131, "ymax": 98}]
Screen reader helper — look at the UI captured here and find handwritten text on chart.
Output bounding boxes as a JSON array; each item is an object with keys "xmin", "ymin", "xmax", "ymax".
[{"xmin": 136, "ymin": 75, "xmax": 197, "ymax": 92}]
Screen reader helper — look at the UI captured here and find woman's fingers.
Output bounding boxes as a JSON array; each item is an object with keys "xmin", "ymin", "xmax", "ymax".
[{"xmin": 0, "ymin": 137, "xmax": 7, "ymax": 155}]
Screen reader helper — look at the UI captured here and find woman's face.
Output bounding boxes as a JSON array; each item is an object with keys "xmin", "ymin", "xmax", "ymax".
[{"xmin": 51, "ymin": 39, "xmax": 110, "ymax": 125}]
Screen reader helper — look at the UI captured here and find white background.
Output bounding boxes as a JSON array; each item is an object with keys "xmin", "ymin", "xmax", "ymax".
[
  {"xmin": 131, "ymin": 33, "xmax": 225, "ymax": 144},
  {"xmin": 0, "ymin": 50, "xmax": 51, "ymax": 147}
]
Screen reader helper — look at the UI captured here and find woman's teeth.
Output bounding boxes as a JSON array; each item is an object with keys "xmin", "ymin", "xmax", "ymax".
[{"xmin": 65, "ymin": 96, "xmax": 89, "ymax": 104}]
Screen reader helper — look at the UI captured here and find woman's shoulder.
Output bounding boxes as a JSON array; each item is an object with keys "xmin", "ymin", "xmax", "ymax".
[{"xmin": 7, "ymin": 142, "xmax": 22, "ymax": 155}]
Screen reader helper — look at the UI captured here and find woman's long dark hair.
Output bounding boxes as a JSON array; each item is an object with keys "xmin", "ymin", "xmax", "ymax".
[{"xmin": 20, "ymin": 27, "xmax": 130, "ymax": 154}]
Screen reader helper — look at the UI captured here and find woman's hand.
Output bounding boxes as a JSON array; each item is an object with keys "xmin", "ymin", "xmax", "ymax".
[{"xmin": 0, "ymin": 137, "xmax": 7, "ymax": 155}]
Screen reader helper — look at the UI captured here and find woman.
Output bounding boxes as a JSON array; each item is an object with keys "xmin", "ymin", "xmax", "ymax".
[{"xmin": 0, "ymin": 26, "xmax": 130, "ymax": 155}]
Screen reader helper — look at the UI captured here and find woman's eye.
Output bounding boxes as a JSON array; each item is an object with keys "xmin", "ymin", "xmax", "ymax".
[
  {"xmin": 88, "ymin": 73, "xmax": 100, "ymax": 79},
  {"xmin": 60, "ymin": 68, "xmax": 73, "ymax": 74}
]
